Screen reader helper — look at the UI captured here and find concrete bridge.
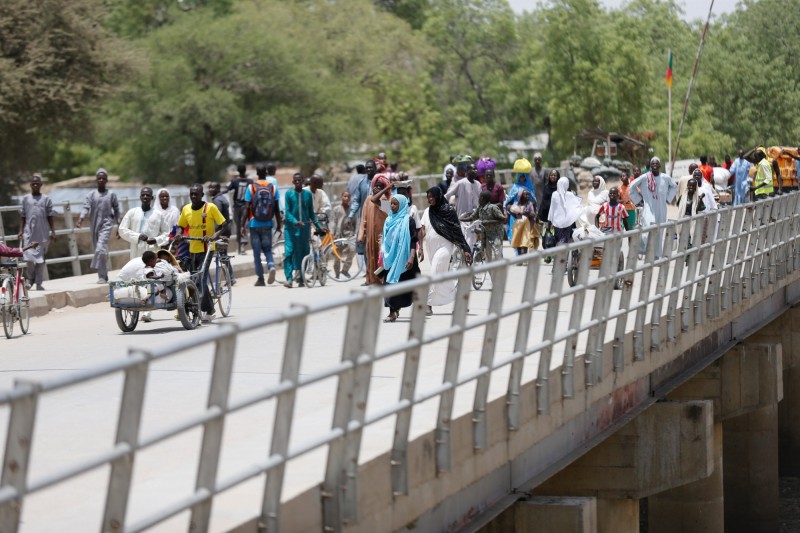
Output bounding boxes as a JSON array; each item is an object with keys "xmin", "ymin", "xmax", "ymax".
[{"xmin": 0, "ymin": 193, "xmax": 798, "ymax": 532}]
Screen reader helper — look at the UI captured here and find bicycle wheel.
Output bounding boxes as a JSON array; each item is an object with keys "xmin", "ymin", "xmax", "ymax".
[
  {"xmin": 317, "ymin": 252, "xmax": 328, "ymax": 287},
  {"xmin": 301, "ymin": 254, "xmax": 316, "ymax": 288},
  {"xmin": 216, "ymin": 265, "xmax": 233, "ymax": 317},
  {"xmin": 449, "ymin": 248, "xmax": 463, "ymax": 271},
  {"xmin": 567, "ymin": 250, "xmax": 580, "ymax": 287},
  {"xmin": 115, "ymin": 308, "xmax": 139, "ymax": 333},
  {"xmin": 18, "ymin": 284, "xmax": 30, "ymax": 335},
  {"xmin": 2, "ymin": 278, "xmax": 13, "ymax": 339},
  {"xmin": 177, "ymin": 281, "xmax": 201, "ymax": 330},
  {"xmin": 326, "ymin": 239, "xmax": 357, "ymax": 282},
  {"xmin": 271, "ymin": 238, "xmax": 285, "ymax": 269},
  {"xmin": 471, "ymin": 250, "xmax": 486, "ymax": 290}
]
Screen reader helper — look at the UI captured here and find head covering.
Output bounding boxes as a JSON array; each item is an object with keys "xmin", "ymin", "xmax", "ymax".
[
  {"xmin": 476, "ymin": 157, "xmax": 496, "ymax": 176},
  {"xmin": 443, "ymin": 163, "xmax": 456, "ymax": 180},
  {"xmin": 587, "ymin": 175, "xmax": 609, "ymax": 216},
  {"xmin": 371, "ymin": 173, "xmax": 391, "ymax": 194},
  {"xmin": 550, "ymin": 177, "xmax": 583, "ymax": 228},
  {"xmin": 426, "ymin": 187, "xmax": 470, "ymax": 253},
  {"xmin": 382, "ymin": 194, "xmax": 411, "ymax": 284},
  {"xmin": 373, "ymin": 157, "xmax": 388, "ymax": 173},
  {"xmin": 96, "ymin": 168, "xmax": 108, "ymax": 176},
  {"xmin": 513, "ymin": 158, "xmax": 532, "ymax": 174},
  {"xmin": 154, "ymin": 188, "xmax": 173, "ymax": 208}
]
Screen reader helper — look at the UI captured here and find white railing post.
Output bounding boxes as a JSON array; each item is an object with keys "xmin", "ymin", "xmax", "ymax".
[
  {"xmin": 537, "ymin": 248, "xmax": 567, "ymax": 412},
  {"xmin": 190, "ymin": 327, "xmax": 238, "ymax": 532},
  {"xmin": 61, "ymin": 201, "xmax": 83, "ymax": 277},
  {"xmin": 0, "ymin": 382, "xmax": 39, "ymax": 533},
  {"xmin": 390, "ymin": 286, "xmax": 428, "ymax": 497},
  {"xmin": 261, "ymin": 310, "xmax": 307, "ymax": 532},
  {"xmin": 472, "ymin": 264, "xmax": 508, "ymax": 451},
  {"xmin": 563, "ymin": 240, "xmax": 592, "ymax": 388},
  {"xmin": 633, "ymin": 226, "xmax": 657, "ymax": 360},
  {"xmin": 613, "ymin": 231, "xmax": 641, "ymax": 371},
  {"xmin": 506, "ymin": 259, "xmax": 540, "ymax": 430},
  {"xmin": 102, "ymin": 349, "xmax": 150, "ymax": 533},
  {"xmin": 435, "ymin": 272, "xmax": 472, "ymax": 474}
]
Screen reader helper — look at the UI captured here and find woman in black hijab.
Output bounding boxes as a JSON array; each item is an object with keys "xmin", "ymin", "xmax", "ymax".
[{"xmin": 418, "ymin": 187, "xmax": 472, "ymax": 315}]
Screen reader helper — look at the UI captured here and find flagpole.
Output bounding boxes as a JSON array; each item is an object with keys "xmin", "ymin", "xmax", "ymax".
[
  {"xmin": 668, "ymin": 48, "xmax": 673, "ymax": 176},
  {"xmin": 672, "ymin": 0, "xmax": 715, "ymax": 168}
]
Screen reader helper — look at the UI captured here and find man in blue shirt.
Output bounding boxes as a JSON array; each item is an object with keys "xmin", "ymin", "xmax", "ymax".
[{"xmin": 242, "ymin": 174, "xmax": 282, "ymax": 286}]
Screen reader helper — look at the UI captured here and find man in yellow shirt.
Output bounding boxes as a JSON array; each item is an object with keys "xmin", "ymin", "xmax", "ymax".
[{"xmin": 175, "ymin": 183, "xmax": 228, "ymax": 321}]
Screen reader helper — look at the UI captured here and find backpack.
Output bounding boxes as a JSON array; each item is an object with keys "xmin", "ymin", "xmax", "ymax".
[{"xmin": 250, "ymin": 182, "xmax": 276, "ymax": 222}]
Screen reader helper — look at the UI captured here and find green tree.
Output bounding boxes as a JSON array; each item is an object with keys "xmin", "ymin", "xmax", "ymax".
[{"xmin": 0, "ymin": 0, "xmax": 130, "ymax": 196}]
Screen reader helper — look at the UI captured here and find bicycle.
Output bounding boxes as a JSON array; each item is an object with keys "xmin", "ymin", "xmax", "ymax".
[
  {"xmin": 0, "ymin": 259, "xmax": 30, "ymax": 339},
  {"xmin": 180, "ymin": 236, "xmax": 233, "ymax": 317},
  {"xmin": 324, "ymin": 237, "xmax": 364, "ymax": 282},
  {"xmin": 467, "ymin": 220, "xmax": 504, "ymax": 290},
  {"xmin": 564, "ymin": 227, "xmax": 624, "ymax": 290},
  {"xmin": 301, "ymin": 216, "xmax": 332, "ymax": 288}
]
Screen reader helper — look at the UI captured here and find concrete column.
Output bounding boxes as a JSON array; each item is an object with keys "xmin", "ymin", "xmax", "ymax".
[
  {"xmin": 648, "ymin": 422, "xmax": 724, "ymax": 533},
  {"xmin": 747, "ymin": 307, "xmax": 800, "ymax": 475},
  {"xmin": 723, "ymin": 403, "xmax": 779, "ymax": 533},
  {"xmin": 596, "ymin": 498, "xmax": 638, "ymax": 533}
]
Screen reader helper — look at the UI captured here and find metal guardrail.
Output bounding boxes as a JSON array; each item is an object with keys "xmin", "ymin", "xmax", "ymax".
[
  {"xmin": 0, "ymin": 170, "xmax": 517, "ymax": 279},
  {"xmin": 0, "ymin": 194, "xmax": 190, "ymax": 277},
  {"xmin": 3, "ymin": 187, "xmax": 796, "ymax": 532}
]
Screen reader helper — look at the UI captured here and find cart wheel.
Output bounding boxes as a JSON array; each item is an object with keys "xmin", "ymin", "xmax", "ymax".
[
  {"xmin": 115, "ymin": 308, "xmax": 139, "ymax": 332},
  {"xmin": 19, "ymin": 286, "xmax": 30, "ymax": 335},
  {"xmin": 472, "ymin": 250, "xmax": 486, "ymax": 290},
  {"xmin": 177, "ymin": 281, "xmax": 201, "ymax": 330},
  {"xmin": 301, "ymin": 255, "xmax": 316, "ymax": 288},
  {"xmin": 1, "ymin": 279, "xmax": 13, "ymax": 339},
  {"xmin": 216, "ymin": 265, "xmax": 233, "ymax": 317},
  {"xmin": 567, "ymin": 250, "xmax": 579, "ymax": 287},
  {"xmin": 614, "ymin": 252, "xmax": 625, "ymax": 290}
]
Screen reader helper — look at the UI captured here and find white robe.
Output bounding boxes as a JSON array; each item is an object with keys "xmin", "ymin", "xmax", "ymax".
[
  {"xmin": 118, "ymin": 207, "xmax": 172, "ymax": 259},
  {"xmin": 629, "ymin": 172, "xmax": 678, "ymax": 257},
  {"xmin": 421, "ymin": 208, "xmax": 457, "ymax": 307}
]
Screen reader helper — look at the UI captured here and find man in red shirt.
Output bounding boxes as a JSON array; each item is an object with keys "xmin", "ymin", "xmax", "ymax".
[{"xmin": 596, "ymin": 187, "xmax": 629, "ymax": 232}]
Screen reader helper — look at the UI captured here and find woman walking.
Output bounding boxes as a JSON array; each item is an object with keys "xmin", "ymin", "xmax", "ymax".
[
  {"xmin": 548, "ymin": 177, "xmax": 583, "ymax": 245},
  {"xmin": 379, "ymin": 195, "xmax": 420, "ymax": 322},
  {"xmin": 508, "ymin": 189, "xmax": 537, "ymax": 256},
  {"xmin": 419, "ymin": 187, "xmax": 472, "ymax": 315}
]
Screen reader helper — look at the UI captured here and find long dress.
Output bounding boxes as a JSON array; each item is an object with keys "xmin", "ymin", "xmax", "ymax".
[
  {"xmin": 20, "ymin": 193, "xmax": 55, "ymax": 286},
  {"xmin": 80, "ymin": 190, "xmax": 119, "ymax": 280},
  {"xmin": 360, "ymin": 198, "xmax": 388, "ymax": 285},
  {"xmin": 629, "ymin": 172, "xmax": 678, "ymax": 257},
  {"xmin": 421, "ymin": 208, "xmax": 457, "ymax": 306},
  {"xmin": 382, "ymin": 218, "xmax": 420, "ymax": 312}
]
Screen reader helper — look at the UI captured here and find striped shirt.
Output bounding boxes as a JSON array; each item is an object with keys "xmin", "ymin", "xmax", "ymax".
[{"xmin": 598, "ymin": 202, "xmax": 628, "ymax": 232}]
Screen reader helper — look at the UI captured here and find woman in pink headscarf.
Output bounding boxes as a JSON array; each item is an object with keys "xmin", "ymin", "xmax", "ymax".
[{"xmin": 360, "ymin": 173, "xmax": 392, "ymax": 285}]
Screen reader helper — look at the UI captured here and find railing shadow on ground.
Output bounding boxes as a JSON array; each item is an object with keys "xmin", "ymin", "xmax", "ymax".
[{"xmin": 0, "ymin": 192, "xmax": 798, "ymax": 532}]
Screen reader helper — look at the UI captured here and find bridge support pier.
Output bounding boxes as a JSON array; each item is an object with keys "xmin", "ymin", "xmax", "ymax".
[
  {"xmin": 655, "ymin": 342, "xmax": 783, "ymax": 533},
  {"xmin": 747, "ymin": 306, "xmax": 800, "ymax": 475},
  {"xmin": 522, "ymin": 400, "xmax": 714, "ymax": 533},
  {"xmin": 648, "ymin": 422, "xmax": 724, "ymax": 533}
]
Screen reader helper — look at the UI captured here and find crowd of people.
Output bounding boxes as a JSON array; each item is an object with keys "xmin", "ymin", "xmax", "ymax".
[{"xmin": 5, "ymin": 145, "xmax": 798, "ymax": 325}]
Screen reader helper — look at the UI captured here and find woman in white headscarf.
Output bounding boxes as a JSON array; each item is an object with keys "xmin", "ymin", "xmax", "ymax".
[
  {"xmin": 548, "ymin": 177, "xmax": 584, "ymax": 244},
  {"xmin": 155, "ymin": 188, "xmax": 181, "ymax": 229},
  {"xmin": 584, "ymin": 175, "xmax": 609, "ymax": 225}
]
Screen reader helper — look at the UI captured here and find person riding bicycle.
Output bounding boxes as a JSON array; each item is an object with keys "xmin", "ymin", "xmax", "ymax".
[
  {"xmin": 0, "ymin": 241, "xmax": 39, "ymax": 259},
  {"xmin": 459, "ymin": 191, "xmax": 507, "ymax": 262}
]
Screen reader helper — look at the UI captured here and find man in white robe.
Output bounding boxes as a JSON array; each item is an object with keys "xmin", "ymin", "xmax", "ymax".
[{"xmin": 629, "ymin": 157, "xmax": 678, "ymax": 258}]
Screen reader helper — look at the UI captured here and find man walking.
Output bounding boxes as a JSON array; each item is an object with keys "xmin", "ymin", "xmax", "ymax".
[
  {"xmin": 18, "ymin": 175, "xmax": 56, "ymax": 291},
  {"xmin": 629, "ymin": 157, "xmax": 678, "ymax": 258},
  {"xmin": 76, "ymin": 168, "xmax": 120, "ymax": 283},
  {"xmin": 445, "ymin": 162, "xmax": 482, "ymax": 249},
  {"xmin": 283, "ymin": 173, "xmax": 322, "ymax": 288},
  {"xmin": 226, "ymin": 164, "xmax": 253, "ymax": 255},
  {"xmin": 242, "ymin": 171, "xmax": 282, "ymax": 286},
  {"xmin": 118, "ymin": 187, "xmax": 171, "ymax": 259}
]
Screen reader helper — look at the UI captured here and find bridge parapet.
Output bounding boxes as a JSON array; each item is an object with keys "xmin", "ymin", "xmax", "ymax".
[{"xmin": 0, "ymin": 193, "xmax": 800, "ymax": 532}]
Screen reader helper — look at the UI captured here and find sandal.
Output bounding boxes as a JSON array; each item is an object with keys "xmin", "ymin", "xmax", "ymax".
[{"xmin": 383, "ymin": 311, "xmax": 398, "ymax": 323}]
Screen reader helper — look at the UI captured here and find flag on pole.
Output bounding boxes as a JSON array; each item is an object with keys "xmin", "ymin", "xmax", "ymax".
[{"xmin": 665, "ymin": 49, "xmax": 673, "ymax": 90}]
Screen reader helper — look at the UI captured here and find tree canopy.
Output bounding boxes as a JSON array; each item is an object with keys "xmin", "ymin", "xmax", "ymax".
[{"xmin": 2, "ymin": 0, "xmax": 799, "ymax": 188}]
